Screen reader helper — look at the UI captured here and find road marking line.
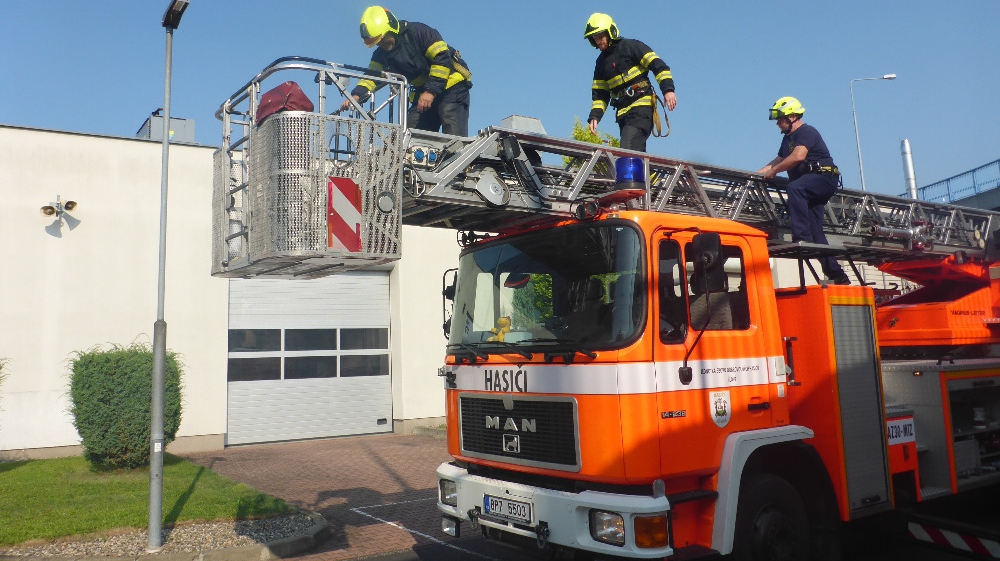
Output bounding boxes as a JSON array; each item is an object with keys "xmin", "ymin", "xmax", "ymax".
[{"xmin": 351, "ymin": 499, "xmax": 501, "ymax": 561}]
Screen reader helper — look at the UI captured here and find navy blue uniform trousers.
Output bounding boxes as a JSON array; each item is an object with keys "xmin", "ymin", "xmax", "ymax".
[{"xmin": 786, "ymin": 172, "xmax": 845, "ymax": 278}]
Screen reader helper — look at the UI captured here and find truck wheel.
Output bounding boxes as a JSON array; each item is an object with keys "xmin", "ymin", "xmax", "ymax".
[{"xmin": 732, "ymin": 473, "xmax": 809, "ymax": 561}]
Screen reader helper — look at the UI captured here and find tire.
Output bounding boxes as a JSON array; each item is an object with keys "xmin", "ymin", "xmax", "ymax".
[{"xmin": 732, "ymin": 473, "xmax": 810, "ymax": 561}]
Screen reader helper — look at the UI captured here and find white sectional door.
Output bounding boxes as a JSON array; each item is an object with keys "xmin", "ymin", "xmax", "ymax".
[{"xmin": 226, "ymin": 271, "xmax": 391, "ymax": 445}]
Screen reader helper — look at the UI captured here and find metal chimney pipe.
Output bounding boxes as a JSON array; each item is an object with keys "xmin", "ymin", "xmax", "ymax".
[{"xmin": 901, "ymin": 139, "xmax": 918, "ymax": 199}]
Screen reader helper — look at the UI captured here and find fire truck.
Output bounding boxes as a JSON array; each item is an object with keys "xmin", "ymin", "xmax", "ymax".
[{"xmin": 213, "ymin": 58, "xmax": 1000, "ymax": 560}]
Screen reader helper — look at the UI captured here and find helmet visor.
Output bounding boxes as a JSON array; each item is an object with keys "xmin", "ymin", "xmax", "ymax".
[{"xmin": 360, "ymin": 23, "xmax": 382, "ymax": 48}]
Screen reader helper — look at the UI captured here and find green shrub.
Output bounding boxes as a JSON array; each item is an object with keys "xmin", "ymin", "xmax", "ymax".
[{"xmin": 70, "ymin": 343, "xmax": 183, "ymax": 469}]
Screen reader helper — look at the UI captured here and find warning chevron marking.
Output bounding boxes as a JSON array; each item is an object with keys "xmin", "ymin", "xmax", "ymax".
[
  {"xmin": 909, "ymin": 521, "xmax": 1000, "ymax": 558},
  {"xmin": 328, "ymin": 177, "xmax": 363, "ymax": 252}
]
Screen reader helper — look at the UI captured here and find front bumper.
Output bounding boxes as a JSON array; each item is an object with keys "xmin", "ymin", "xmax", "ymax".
[{"xmin": 436, "ymin": 462, "xmax": 673, "ymax": 559}]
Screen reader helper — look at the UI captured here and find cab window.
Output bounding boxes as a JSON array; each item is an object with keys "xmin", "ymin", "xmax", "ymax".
[
  {"xmin": 658, "ymin": 240, "xmax": 687, "ymax": 343},
  {"xmin": 684, "ymin": 243, "xmax": 750, "ymax": 331}
]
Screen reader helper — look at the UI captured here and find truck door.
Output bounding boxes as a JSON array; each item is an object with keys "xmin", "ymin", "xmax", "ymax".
[{"xmin": 653, "ymin": 233, "xmax": 774, "ymax": 477}]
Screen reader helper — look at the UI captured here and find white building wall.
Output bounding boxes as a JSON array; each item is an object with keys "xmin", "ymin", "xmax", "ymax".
[
  {"xmin": 0, "ymin": 125, "xmax": 228, "ymax": 455},
  {"xmin": 390, "ymin": 225, "xmax": 459, "ymax": 430}
]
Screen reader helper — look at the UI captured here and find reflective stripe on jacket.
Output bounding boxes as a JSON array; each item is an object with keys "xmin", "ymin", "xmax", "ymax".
[
  {"xmin": 589, "ymin": 38, "xmax": 673, "ymax": 122},
  {"xmin": 352, "ymin": 21, "xmax": 471, "ymax": 101}
]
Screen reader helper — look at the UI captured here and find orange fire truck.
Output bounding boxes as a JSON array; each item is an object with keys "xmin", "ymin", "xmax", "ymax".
[{"xmin": 212, "ymin": 59, "xmax": 1000, "ymax": 561}]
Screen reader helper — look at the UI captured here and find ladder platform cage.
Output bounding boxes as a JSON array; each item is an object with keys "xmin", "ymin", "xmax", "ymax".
[{"xmin": 212, "ymin": 57, "xmax": 407, "ymax": 279}]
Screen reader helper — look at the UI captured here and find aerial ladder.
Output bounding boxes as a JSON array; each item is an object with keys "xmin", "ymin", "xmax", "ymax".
[{"xmin": 212, "ymin": 58, "xmax": 1000, "ymax": 348}]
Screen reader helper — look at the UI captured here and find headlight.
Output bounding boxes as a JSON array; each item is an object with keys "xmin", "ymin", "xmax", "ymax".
[
  {"xmin": 634, "ymin": 514, "xmax": 669, "ymax": 548},
  {"xmin": 439, "ymin": 479, "xmax": 458, "ymax": 506},
  {"xmin": 589, "ymin": 509, "xmax": 625, "ymax": 546}
]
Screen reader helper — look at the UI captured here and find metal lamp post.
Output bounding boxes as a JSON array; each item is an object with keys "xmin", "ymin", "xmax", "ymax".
[
  {"xmin": 149, "ymin": 0, "xmax": 189, "ymax": 552},
  {"xmin": 850, "ymin": 73, "xmax": 896, "ymax": 192}
]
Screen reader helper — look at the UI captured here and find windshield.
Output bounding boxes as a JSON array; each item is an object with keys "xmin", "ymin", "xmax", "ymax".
[{"xmin": 448, "ymin": 222, "xmax": 646, "ymax": 351}]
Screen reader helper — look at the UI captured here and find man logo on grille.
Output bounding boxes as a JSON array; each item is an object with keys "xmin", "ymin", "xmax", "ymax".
[
  {"xmin": 485, "ymin": 416, "xmax": 537, "ymax": 432},
  {"xmin": 503, "ymin": 434, "xmax": 520, "ymax": 453}
]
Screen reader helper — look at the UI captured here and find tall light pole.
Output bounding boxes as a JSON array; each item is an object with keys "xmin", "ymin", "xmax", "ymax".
[
  {"xmin": 850, "ymin": 73, "xmax": 896, "ymax": 191},
  {"xmin": 149, "ymin": 0, "xmax": 189, "ymax": 552}
]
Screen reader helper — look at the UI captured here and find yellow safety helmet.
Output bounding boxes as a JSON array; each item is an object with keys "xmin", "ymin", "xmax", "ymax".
[
  {"xmin": 360, "ymin": 6, "xmax": 400, "ymax": 48},
  {"xmin": 769, "ymin": 96, "xmax": 806, "ymax": 120},
  {"xmin": 584, "ymin": 13, "xmax": 619, "ymax": 47}
]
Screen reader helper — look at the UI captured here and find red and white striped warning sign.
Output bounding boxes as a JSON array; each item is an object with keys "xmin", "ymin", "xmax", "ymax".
[
  {"xmin": 328, "ymin": 177, "xmax": 363, "ymax": 252},
  {"xmin": 909, "ymin": 521, "xmax": 1000, "ymax": 558}
]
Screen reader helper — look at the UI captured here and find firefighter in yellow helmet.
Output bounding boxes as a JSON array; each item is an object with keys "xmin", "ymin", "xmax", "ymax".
[
  {"xmin": 585, "ymin": 13, "xmax": 677, "ymax": 152},
  {"xmin": 757, "ymin": 97, "xmax": 850, "ymax": 285},
  {"xmin": 339, "ymin": 6, "xmax": 472, "ymax": 136}
]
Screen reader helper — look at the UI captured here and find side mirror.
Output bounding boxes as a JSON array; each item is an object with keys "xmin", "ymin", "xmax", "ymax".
[
  {"xmin": 441, "ymin": 268, "xmax": 458, "ymax": 338},
  {"xmin": 442, "ymin": 268, "xmax": 457, "ymax": 301},
  {"xmin": 691, "ymin": 232, "xmax": 726, "ymax": 293}
]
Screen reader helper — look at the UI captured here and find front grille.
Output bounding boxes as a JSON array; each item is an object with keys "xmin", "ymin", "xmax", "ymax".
[{"xmin": 459, "ymin": 394, "xmax": 579, "ymax": 471}]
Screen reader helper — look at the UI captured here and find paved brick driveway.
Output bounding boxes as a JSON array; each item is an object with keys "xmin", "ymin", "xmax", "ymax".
[{"xmin": 180, "ymin": 433, "xmax": 544, "ymax": 561}]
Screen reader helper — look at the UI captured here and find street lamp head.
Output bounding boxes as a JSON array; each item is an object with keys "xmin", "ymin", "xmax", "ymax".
[
  {"xmin": 883, "ymin": 74, "xmax": 897, "ymax": 80},
  {"xmin": 162, "ymin": 0, "xmax": 189, "ymax": 30}
]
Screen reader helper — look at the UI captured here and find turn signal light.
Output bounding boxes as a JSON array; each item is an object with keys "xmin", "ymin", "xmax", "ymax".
[{"xmin": 634, "ymin": 514, "xmax": 669, "ymax": 548}]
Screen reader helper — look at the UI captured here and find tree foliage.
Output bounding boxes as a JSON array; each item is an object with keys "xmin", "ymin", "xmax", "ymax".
[
  {"xmin": 70, "ymin": 343, "xmax": 183, "ymax": 470},
  {"xmin": 511, "ymin": 274, "xmax": 554, "ymax": 327},
  {"xmin": 563, "ymin": 117, "xmax": 620, "ymax": 169}
]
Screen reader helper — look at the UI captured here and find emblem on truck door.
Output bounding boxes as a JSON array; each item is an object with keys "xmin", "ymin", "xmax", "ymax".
[{"xmin": 711, "ymin": 390, "xmax": 732, "ymax": 428}]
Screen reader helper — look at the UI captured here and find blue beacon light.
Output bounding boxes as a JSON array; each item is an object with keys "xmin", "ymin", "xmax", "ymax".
[{"xmin": 614, "ymin": 157, "xmax": 646, "ymax": 191}]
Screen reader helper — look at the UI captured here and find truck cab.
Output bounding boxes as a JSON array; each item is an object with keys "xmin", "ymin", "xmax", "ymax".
[{"xmin": 437, "ymin": 210, "xmax": 806, "ymax": 559}]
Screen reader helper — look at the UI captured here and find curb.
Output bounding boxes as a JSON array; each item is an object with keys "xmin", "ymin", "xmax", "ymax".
[
  {"xmin": 411, "ymin": 426, "xmax": 446, "ymax": 438},
  {"xmin": 0, "ymin": 510, "xmax": 330, "ymax": 561}
]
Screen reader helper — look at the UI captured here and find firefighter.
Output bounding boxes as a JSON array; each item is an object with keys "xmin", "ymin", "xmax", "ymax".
[
  {"xmin": 757, "ymin": 96, "xmax": 850, "ymax": 285},
  {"xmin": 340, "ymin": 6, "xmax": 472, "ymax": 136},
  {"xmin": 585, "ymin": 13, "xmax": 677, "ymax": 153}
]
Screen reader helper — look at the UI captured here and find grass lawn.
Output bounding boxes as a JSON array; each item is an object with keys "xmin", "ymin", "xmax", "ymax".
[{"xmin": 0, "ymin": 453, "xmax": 291, "ymax": 546}]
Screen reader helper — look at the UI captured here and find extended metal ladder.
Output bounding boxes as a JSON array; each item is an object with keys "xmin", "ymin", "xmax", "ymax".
[
  {"xmin": 403, "ymin": 123, "xmax": 1000, "ymax": 265},
  {"xmin": 211, "ymin": 58, "xmax": 1000, "ymax": 279}
]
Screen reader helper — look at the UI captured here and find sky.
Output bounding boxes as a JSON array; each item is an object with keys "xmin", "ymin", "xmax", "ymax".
[{"xmin": 1, "ymin": 0, "xmax": 998, "ymax": 198}]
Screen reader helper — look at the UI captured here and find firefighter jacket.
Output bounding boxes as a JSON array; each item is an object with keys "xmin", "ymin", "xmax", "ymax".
[
  {"xmin": 589, "ymin": 38, "xmax": 674, "ymax": 123},
  {"xmin": 352, "ymin": 21, "xmax": 471, "ymax": 102}
]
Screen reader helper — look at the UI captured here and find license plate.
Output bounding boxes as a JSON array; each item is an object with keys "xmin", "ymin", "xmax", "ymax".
[{"xmin": 483, "ymin": 494, "xmax": 532, "ymax": 524}]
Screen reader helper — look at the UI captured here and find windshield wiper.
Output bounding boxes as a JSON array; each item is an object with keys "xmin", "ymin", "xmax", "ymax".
[
  {"xmin": 490, "ymin": 341, "xmax": 533, "ymax": 359},
  {"xmin": 447, "ymin": 343, "xmax": 490, "ymax": 361},
  {"xmin": 449, "ymin": 341, "xmax": 532, "ymax": 360},
  {"xmin": 518, "ymin": 338, "xmax": 597, "ymax": 361}
]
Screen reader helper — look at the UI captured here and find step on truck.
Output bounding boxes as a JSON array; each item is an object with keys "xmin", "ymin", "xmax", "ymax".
[{"xmin": 212, "ymin": 58, "xmax": 1000, "ymax": 560}]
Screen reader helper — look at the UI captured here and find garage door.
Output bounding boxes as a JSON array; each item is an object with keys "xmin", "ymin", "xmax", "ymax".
[{"xmin": 226, "ymin": 271, "xmax": 392, "ymax": 445}]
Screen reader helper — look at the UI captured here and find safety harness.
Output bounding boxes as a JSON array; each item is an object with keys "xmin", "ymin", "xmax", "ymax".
[{"xmin": 611, "ymin": 79, "xmax": 671, "ymax": 137}]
